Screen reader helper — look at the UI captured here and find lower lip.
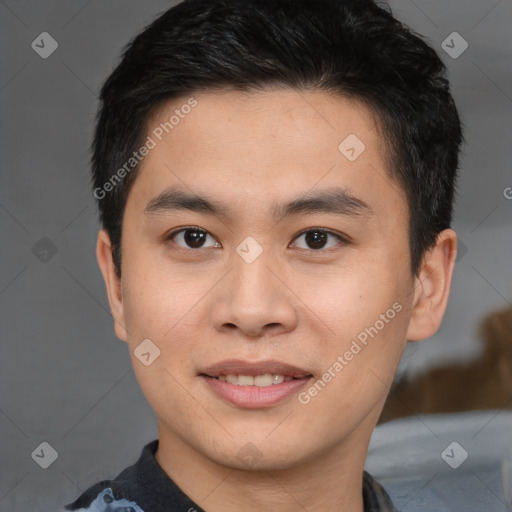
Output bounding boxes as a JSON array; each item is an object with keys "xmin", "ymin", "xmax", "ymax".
[{"xmin": 201, "ymin": 376, "xmax": 312, "ymax": 409}]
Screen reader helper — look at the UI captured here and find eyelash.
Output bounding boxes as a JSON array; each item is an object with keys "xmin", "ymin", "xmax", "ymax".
[{"xmin": 165, "ymin": 226, "xmax": 348, "ymax": 254}]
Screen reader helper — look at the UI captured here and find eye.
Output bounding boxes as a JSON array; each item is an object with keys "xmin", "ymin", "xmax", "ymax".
[
  {"xmin": 167, "ymin": 227, "xmax": 220, "ymax": 250},
  {"xmin": 166, "ymin": 227, "xmax": 346, "ymax": 253},
  {"xmin": 290, "ymin": 228, "xmax": 346, "ymax": 252}
]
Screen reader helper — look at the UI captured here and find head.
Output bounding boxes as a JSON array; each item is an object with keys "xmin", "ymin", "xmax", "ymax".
[{"xmin": 95, "ymin": 0, "xmax": 461, "ymax": 473}]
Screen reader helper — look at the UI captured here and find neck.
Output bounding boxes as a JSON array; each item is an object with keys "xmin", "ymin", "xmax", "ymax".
[{"xmin": 155, "ymin": 423, "xmax": 373, "ymax": 512}]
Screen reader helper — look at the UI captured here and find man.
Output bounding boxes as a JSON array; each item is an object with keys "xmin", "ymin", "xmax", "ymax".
[{"xmin": 65, "ymin": 0, "xmax": 462, "ymax": 510}]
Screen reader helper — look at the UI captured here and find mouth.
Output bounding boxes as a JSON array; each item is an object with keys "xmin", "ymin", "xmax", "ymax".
[
  {"xmin": 205, "ymin": 374, "xmax": 305, "ymax": 386},
  {"xmin": 199, "ymin": 359, "xmax": 313, "ymax": 408},
  {"xmin": 200, "ymin": 359, "xmax": 312, "ymax": 381}
]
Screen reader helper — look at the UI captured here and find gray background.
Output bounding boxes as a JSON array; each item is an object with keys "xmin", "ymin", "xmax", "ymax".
[{"xmin": 0, "ymin": 0, "xmax": 511, "ymax": 510}]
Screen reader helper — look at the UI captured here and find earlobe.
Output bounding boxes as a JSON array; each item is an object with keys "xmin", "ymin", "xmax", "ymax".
[
  {"xmin": 96, "ymin": 229, "xmax": 129, "ymax": 342},
  {"xmin": 406, "ymin": 229, "xmax": 458, "ymax": 342}
]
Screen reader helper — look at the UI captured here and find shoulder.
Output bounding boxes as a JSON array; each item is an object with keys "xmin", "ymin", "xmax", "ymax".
[{"xmin": 62, "ymin": 440, "xmax": 160, "ymax": 512}]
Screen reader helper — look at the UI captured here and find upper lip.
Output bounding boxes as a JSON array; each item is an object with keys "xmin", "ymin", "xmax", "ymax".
[{"xmin": 200, "ymin": 359, "xmax": 312, "ymax": 378}]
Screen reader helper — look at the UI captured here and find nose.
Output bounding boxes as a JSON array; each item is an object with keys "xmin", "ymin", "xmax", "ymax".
[{"xmin": 210, "ymin": 248, "xmax": 298, "ymax": 339}]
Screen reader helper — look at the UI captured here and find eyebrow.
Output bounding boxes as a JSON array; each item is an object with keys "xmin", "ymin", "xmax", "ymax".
[{"xmin": 144, "ymin": 185, "xmax": 374, "ymax": 222}]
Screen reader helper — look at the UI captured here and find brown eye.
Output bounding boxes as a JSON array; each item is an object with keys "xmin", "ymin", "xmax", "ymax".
[
  {"xmin": 291, "ymin": 229, "xmax": 344, "ymax": 251},
  {"xmin": 168, "ymin": 227, "xmax": 219, "ymax": 250}
]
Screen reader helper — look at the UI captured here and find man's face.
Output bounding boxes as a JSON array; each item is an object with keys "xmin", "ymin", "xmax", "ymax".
[{"xmin": 109, "ymin": 89, "xmax": 418, "ymax": 470}]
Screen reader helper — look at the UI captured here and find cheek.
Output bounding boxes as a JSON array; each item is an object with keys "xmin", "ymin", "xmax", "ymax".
[
  {"xmin": 120, "ymin": 253, "xmax": 200, "ymax": 341},
  {"xmin": 303, "ymin": 263, "xmax": 409, "ymax": 391},
  {"xmin": 120, "ymin": 258, "xmax": 210, "ymax": 402},
  {"xmin": 304, "ymin": 262, "xmax": 398, "ymax": 335},
  {"xmin": 298, "ymin": 310, "xmax": 408, "ymax": 430}
]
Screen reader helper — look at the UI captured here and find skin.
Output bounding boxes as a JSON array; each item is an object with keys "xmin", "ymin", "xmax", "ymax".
[{"xmin": 96, "ymin": 89, "xmax": 457, "ymax": 512}]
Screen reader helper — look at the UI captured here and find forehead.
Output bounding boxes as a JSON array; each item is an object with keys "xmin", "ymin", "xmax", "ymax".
[{"xmin": 129, "ymin": 89, "xmax": 407, "ymax": 226}]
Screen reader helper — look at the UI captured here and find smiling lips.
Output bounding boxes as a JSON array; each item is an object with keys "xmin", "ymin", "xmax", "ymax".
[{"xmin": 200, "ymin": 359, "xmax": 313, "ymax": 408}]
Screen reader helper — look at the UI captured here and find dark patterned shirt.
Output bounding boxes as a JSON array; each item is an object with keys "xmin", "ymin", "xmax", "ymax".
[{"xmin": 64, "ymin": 440, "xmax": 398, "ymax": 512}]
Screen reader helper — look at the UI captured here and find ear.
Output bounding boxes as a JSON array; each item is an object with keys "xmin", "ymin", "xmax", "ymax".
[
  {"xmin": 96, "ymin": 229, "xmax": 129, "ymax": 342},
  {"xmin": 406, "ymin": 229, "xmax": 458, "ymax": 342}
]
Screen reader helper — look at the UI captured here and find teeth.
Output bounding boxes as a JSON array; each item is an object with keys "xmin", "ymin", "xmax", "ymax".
[
  {"xmin": 216, "ymin": 374, "xmax": 296, "ymax": 386},
  {"xmin": 226, "ymin": 374, "xmax": 238, "ymax": 385},
  {"xmin": 238, "ymin": 375, "xmax": 254, "ymax": 386}
]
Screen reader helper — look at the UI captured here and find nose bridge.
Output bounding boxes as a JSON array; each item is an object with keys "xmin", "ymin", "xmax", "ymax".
[
  {"xmin": 230, "ymin": 242, "xmax": 278, "ymax": 306},
  {"xmin": 210, "ymin": 240, "xmax": 298, "ymax": 336}
]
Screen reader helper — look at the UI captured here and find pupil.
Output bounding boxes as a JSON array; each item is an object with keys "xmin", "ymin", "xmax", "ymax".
[
  {"xmin": 185, "ymin": 229, "xmax": 206, "ymax": 248},
  {"xmin": 306, "ymin": 231, "xmax": 327, "ymax": 249}
]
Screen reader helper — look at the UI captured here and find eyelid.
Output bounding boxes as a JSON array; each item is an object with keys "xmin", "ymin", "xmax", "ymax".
[
  {"xmin": 166, "ymin": 226, "xmax": 219, "ymax": 251},
  {"xmin": 289, "ymin": 227, "xmax": 348, "ymax": 253}
]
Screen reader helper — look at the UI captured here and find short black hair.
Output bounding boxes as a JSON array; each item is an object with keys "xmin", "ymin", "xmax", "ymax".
[{"xmin": 92, "ymin": 0, "xmax": 463, "ymax": 278}]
